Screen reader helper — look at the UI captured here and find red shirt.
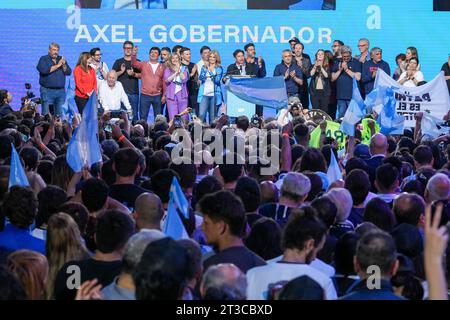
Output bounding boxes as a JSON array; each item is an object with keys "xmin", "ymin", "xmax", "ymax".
[
  {"xmin": 74, "ymin": 65, "xmax": 97, "ymax": 99},
  {"xmin": 131, "ymin": 55, "xmax": 165, "ymax": 96}
]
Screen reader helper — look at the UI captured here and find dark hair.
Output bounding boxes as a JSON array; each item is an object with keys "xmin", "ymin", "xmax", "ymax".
[
  {"xmin": 294, "ymin": 124, "xmax": 309, "ymax": 139},
  {"xmin": 81, "ymin": 178, "xmax": 109, "ymax": 212},
  {"xmin": 282, "ymin": 208, "xmax": 327, "ymax": 251},
  {"xmin": 169, "ymin": 163, "xmax": 197, "ymax": 190},
  {"xmin": 402, "ymin": 179, "xmax": 426, "ymax": 197},
  {"xmin": 57, "ymin": 202, "xmax": 89, "ymax": 235},
  {"xmin": 245, "ymin": 217, "xmax": 282, "ymax": 260},
  {"xmin": 393, "ymin": 193, "xmax": 425, "ymax": 226},
  {"xmin": 363, "ymin": 198, "xmax": 396, "ymax": 232},
  {"xmin": 0, "ymin": 135, "xmax": 13, "ymax": 160},
  {"xmin": 89, "ymin": 47, "xmax": 101, "ymax": 56},
  {"xmin": 334, "ymin": 40, "xmax": 344, "ymax": 46},
  {"xmin": 277, "ymin": 275, "xmax": 324, "ymax": 300},
  {"xmin": 0, "ymin": 266, "xmax": 27, "ymax": 300},
  {"xmin": 200, "ymin": 46, "xmax": 211, "ymax": 54},
  {"xmin": 356, "ymin": 230, "xmax": 397, "ymax": 276},
  {"xmin": 236, "ymin": 116, "xmax": 249, "ymax": 131},
  {"xmin": 177, "ymin": 239, "xmax": 202, "ymax": 282},
  {"xmin": 113, "ymin": 148, "xmax": 140, "ymax": 177},
  {"xmin": 146, "ymin": 150, "xmax": 170, "ymax": 177},
  {"xmin": 244, "ymin": 43, "xmax": 255, "ymax": 52},
  {"xmin": 299, "ymin": 148, "xmax": 327, "ymax": 173},
  {"xmin": 310, "ymin": 196, "xmax": 337, "ymax": 229},
  {"xmin": 36, "ymin": 186, "xmax": 67, "ymax": 227},
  {"xmin": 19, "ymin": 147, "xmax": 41, "ymax": 171},
  {"xmin": 36, "ymin": 160, "xmax": 53, "ymax": 185},
  {"xmin": 0, "ymin": 89, "xmax": 8, "ymax": 106},
  {"xmin": 179, "ymin": 47, "xmax": 191, "ymax": 56},
  {"xmin": 391, "ymin": 223, "xmax": 423, "ymax": 259},
  {"xmin": 100, "ymin": 159, "xmax": 115, "ymax": 186},
  {"xmin": 95, "ymin": 209, "xmax": 134, "ymax": 254},
  {"xmin": 413, "ymin": 145, "xmax": 433, "ymax": 165},
  {"xmin": 291, "ymin": 145, "xmax": 305, "ymax": 167},
  {"xmin": 2, "ymin": 186, "xmax": 37, "ymax": 228},
  {"xmin": 198, "ymin": 190, "xmax": 246, "ymax": 237},
  {"xmin": 304, "ymin": 172, "xmax": 323, "ymax": 202},
  {"xmin": 345, "ymin": 169, "xmax": 370, "ymax": 206},
  {"xmin": 334, "ymin": 232, "xmax": 359, "ymax": 276},
  {"xmin": 161, "ymin": 46, "xmax": 171, "ymax": 53},
  {"xmin": 149, "ymin": 46, "xmax": 161, "ymax": 55},
  {"xmin": 172, "ymin": 45, "xmax": 183, "ymax": 53},
  {"xmin": 123, "ymin": 41, "xmax": 134, "ymax": 48},
  {"xmin": 150, "ymin": 169, "xmax": 180, "ymax": 204},
  {"xmin": 233, "ymin": 49, "xmax": 245, "ymax": 58},
  {"xmin": 396, "ymin": 53, "xmax": 406, "ymax": 61},
  {"xmin": 192, "ymin": 176, "xmax": 222, "ymax": 210},
  {"xmin": 344, "ymin": 157, "xmax": 370, "ymax": 176},
  {"xmin": 219, "ymin": 163, "xmax": 243, "ymax": 184},
  {"xmin": 375, "ymin": 164, "xmax": 399, "ymax": 191},
  {"xmin": 234, "ymin": 176, "xmax": 261, "ymax": 213},
  {"xmin": 397, "ymin": 137, "xmax": 416, "ymax": 154},
  {"xmin": 133, "ymin": 237, "xmax": 189, "ymax": 300}
]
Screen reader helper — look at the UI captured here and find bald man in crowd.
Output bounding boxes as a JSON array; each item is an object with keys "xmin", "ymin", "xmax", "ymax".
[
  {"xmin": 133, "ymin": 192, "xmax": 165, "ymax": 231},
  {"xmin": 200, "ymin": 263, "xmax": 247, "ymax": 300},
  {"xmin": 393, "ymin": 193, "xmax": 426, "ymax": 229},
  {"xmin": 425, "ymin": 173, "xmax": 450, "ymax": 204}
]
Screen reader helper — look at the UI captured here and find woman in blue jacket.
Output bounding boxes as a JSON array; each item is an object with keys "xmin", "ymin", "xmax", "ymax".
[{"xmin": 197, "ymin": 50, "xmax": 224, "ymax": 124}]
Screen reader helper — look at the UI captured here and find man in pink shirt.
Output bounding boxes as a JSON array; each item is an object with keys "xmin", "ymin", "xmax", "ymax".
[{"xmin": 131, "ymin": 46, "xmax": 165, "ymax": 122}]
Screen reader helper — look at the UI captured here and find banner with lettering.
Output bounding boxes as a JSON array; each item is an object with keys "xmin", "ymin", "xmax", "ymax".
[{"xmin": 373, "ymin": 69, "xmax": 450, "ymax": 127}]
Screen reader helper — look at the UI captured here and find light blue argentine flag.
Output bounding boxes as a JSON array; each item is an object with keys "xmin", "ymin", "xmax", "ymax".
[
  {"xmin": 61, "ymin": 78, "xmax": 77, "ymax": 122},
  {"xmin": 340, "ymin": 77, "xmax": 366, "ymax": 136},
  {"xmin": 421, "ymin": 112, "xmax": 448, "ymax": 138},
  {"xmin": 9, "ymin": 143, "xmax": 29, "ymax": 189},
  {"xmin": 376, "ymin": 87, "xmax": 405, "ymax": 135},
  {"xmin": 224, "ymin": 76, "xmax": 288, "ymax": 109},
  {"xmin": 163, "ymin": 177, "xmax": 189, "ymax": 240},
  {"xmin": 66, "ymin": 92, "xmax": 102, "ymax": 173},
  {"xmin": 327, "ymin": 150, "xmax": 343, "ymax": 184}
]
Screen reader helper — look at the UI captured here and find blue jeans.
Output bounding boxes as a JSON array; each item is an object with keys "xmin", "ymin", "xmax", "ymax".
[
  {"xmin": 140, "ymin": 94, "xmax": 162, "ymax": 122},
  {"xmin": 337, "ymin": 99, "xmax": 350, "ymax": 119},
  {"xmin": 126, "ymin": 93, "xmax": 139, "ymax": 121},
  {"xmin": 40, "ymin": 87, "xmax": 65, "ymax": 116},
  {"xmin": 199, "ymin": 96, "xmax": 217, "ymax": 124}
]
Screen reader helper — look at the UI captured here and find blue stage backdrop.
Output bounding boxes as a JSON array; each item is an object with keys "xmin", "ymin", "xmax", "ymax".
[{"xmin": 0, "ymin": 0, "xmax": 448, "ymax": 109}]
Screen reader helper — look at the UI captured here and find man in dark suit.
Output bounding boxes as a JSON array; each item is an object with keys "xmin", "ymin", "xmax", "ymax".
[
  {"xmin": 226, "ymin": 49, "xmax": 258, "ymax": 78},
  {"xmin": 365, "ymin": 133, "xmax": 388, "ymax": 191},
  {"xmin": 225, "ymin": 49, "xmax": 258, "ymax": 116}
]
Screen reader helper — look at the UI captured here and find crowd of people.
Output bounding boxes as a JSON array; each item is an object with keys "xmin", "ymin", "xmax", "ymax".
[
  {"xmin": 19, "ymin": 38, "xmax": 450, "ymax": 124},
  {"xmin": 0, "ymin": 36, "xmax": 450, "ymax": 301}
]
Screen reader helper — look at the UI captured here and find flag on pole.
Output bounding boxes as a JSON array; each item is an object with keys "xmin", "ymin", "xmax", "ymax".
[
  {"xmin": 66, "ymin": 92, "xmax": 102, "ymax": 173},
  {"xmin": 327, "ymin": 150, "xmax": 342, "ymax": 184},
  {"xmin": 9, "ymin": 143, "xmax": 29, "ymax": 189},
  {"xmin": 340, "ymin": 77, "xmax": 366, "ymax": 136},
  {"xmin": 163, "ymin": 177, "xmax": 189, "ymax": 240},
  {"xmin": 61, "ymin": 78, "xmax": 77, "ymax": 122}
]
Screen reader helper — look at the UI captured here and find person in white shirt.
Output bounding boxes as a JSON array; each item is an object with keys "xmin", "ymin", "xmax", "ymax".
[
  {"xmin": 99, "ymin": 70, "xmax": 132, "ymax": 115},
  {"xmin": 246, "ymin": 208, "xmax": 337, "ymax": 300},
  {"xmin": 89, "ymin": 47, "xmax": 109, "ymax": 88},
  {"xmin": 397, "ymin": 58, "xmax": 424, "ymax": 87},
  {"xmin": 196, "ymin": 46, "xmax": 211, "ymax": 75}
]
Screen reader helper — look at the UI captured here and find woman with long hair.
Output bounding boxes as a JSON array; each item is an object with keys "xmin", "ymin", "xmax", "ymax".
[
  {"xmin": 405, "ymin": 46, "xmax": 420, "ymax": 71},
  {"xmin": 197, "ymin": 50, "xmax": 224, "ymax": 124},
  {"xmin": 51, "ymin": 155, "xmax": 74, "ymax": 192},
  {"xmin": 163, "ymin": 53, "xmax": 189, "ymax": 121},
  {"xmin": 7, "ymin": 250, "xmax": 49, "ymax": 300},
  {"xmin": 309, "ymin": 49, "xmax": 331, "ymax": 113},
  {"xmin": 74, "ymin": 52, "xmax": 97, "ymax": 114},
  {"xmin": 45, "ymin": 212, "xmax": 89, "ymax": 299}
]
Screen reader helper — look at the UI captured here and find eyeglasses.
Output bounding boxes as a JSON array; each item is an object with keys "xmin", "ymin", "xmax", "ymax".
[{"xmin": 358, "ymin": 44, "xmax": 367, "ymax": 47}]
